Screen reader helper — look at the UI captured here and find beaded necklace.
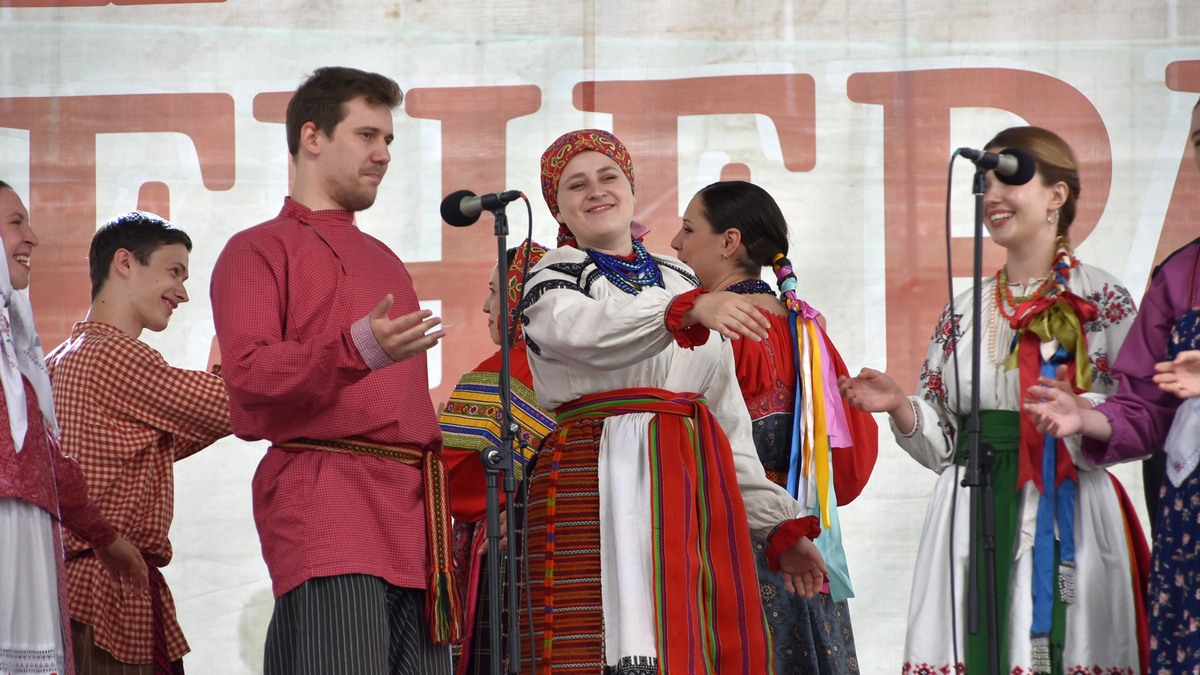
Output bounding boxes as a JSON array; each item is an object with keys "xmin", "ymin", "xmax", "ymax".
[
  {"xmin": 994, "ymin": 267, "xmax": 1055, "ymax": 322},
  {"xmin": 586, "ymin": 240, "xmax": 664, "ymax": 296},
  {"xmin": 988, "ymin": 237, "xmax": 1078, "ymax": 365},
  {"xmin": 724, "ymin": 279, "xmax": 773, "ymax": 295}
]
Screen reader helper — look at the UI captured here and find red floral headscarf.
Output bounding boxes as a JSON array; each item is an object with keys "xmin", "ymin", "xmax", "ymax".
[
  {"xmin": 540, "ymin": 129, "xmax": 635, "ymax": 248},
  {"xmin": 506, "ymin": 239, "xmax": 548, "ymax": 342}
]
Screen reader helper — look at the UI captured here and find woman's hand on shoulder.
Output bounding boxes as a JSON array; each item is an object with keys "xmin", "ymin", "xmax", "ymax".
[{"xmin": 684, "ymin": 291, "xmax": 770, "ymax": 342}]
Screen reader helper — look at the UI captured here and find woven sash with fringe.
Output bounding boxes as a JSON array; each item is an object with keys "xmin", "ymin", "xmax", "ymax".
[{"xmin": 276, "ymin": 437, "xmax": 461, "ymax": 644}]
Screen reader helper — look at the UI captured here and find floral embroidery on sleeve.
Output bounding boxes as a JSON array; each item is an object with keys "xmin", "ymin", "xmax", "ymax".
[
  {"xmin": 1083, "ymin": 282, "xmax": 1135, "ymax": 333},
  {"xmin": 919, "ymin": 306, "xmax": 961, "ymax": 408}
]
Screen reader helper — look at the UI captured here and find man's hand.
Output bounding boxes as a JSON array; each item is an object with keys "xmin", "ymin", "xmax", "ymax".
[
  {"xmin": 95, "ymin": 537, "xmax": 149, "ymax": 596},
  {"xmin": 369, "ymin": 294, "xmax": 446, "ymax": 363}
]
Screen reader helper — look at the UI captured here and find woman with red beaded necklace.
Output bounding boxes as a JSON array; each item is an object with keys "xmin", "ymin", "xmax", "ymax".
[{"xmin": 838, "ymin": 126, "xmax": 1147, "ymax": 675}]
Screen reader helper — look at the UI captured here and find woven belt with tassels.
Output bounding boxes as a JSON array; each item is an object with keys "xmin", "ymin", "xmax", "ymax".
[{"xmin": 276, "ymin": 437, "xmax": 462, "ymax": 645}]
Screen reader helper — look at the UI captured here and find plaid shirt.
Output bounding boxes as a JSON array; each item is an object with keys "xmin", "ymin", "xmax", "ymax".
[{"xmin": 45, "ymin": 321, "xmax": 231, "ymax": 664}]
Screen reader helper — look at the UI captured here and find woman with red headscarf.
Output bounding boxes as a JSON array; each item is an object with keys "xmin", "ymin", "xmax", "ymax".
[
  {"xmin": 516, "ymin": 129, "xmax": 824, "ymax": 674},
  {"xmin": 441, "ymin": 240, "xmax": 556, "ymax": 675}
]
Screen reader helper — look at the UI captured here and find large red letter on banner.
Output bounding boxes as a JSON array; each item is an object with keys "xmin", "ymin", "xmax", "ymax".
[
  {"xmin": 0, "ymin": 94, "xmax": 235, "ymax": 345},
  {"xmin": 573, "ymin": 75, "xmax": 817, "ymax": 253},
  {"xmin": 846, "ymin": 68, "xmax": 1110, "ymax": 384},
  {"xmin": 405, "ymin": 85, "xmax": 542, "ymax": 400}
]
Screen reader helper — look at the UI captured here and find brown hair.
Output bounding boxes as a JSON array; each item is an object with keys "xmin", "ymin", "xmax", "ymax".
[
  {"xmin": 286, "ymin": 66, "xmax": 403, "ymax": 157},
  {"xmin": 985, "ymin": 126, "xmax": 1080, "ymax": 237}
]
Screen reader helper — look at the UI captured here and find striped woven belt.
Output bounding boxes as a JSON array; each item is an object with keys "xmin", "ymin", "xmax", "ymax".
[{"xmin": 277, "ymin": 437, "xmax": 461, "ymax": 644}]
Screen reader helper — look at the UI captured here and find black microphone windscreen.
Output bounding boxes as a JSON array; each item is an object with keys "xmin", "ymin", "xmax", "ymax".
[
  {"xmin": 996, "ymin": 147, "xmax": 1037, "ymax": 186},
  {"xmin": 440, "ymin": 189, "xmax": 479, "ymax": 227}
]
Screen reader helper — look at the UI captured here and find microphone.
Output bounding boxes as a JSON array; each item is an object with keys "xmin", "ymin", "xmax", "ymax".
[
  {"xmin": 440, "ymin": 189, "xmax": 522, "ymax": 227},
  {"xmin": 958, "ymin": 146, "xmax": 1036, "ymax": 186}
]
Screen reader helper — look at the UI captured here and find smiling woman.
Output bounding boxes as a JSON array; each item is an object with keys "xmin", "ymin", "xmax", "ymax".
[
  {"xmin": 0, "ymin": 183, "xmax": 149, "ymax": 675},
  {"xmin": 515, "ymin": 129, "xmax": 829, "ymax": 675},
  {"xmin": 837, "ymin": 127, "xmax": 1148, "ymax": 675},
  {"xmin": 0, "ymin": 186, "xmax": 39, "ymax": 292}
]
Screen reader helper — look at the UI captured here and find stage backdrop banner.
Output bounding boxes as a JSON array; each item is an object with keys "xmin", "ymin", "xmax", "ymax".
[{"xmin": 3, "ymin": 1, "xmax": 1197, "ymax": 671}]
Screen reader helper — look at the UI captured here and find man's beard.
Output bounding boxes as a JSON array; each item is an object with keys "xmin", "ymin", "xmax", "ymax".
[{"xmin": 330, "ymin": 178, "xmax": 378, "ymax": 212}]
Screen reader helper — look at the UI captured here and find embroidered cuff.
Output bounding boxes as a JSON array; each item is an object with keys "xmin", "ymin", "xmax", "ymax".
[
  {"xmin": 765, "ymin": 515, "xmax": 821, "ymax": 573},
  {"xmin": 351, "ymin": 314, "xmax": 395, "ymax": 370},
  {"xmin": 665, "ymin": 287, "xmax": 710, "ymax": 349}
]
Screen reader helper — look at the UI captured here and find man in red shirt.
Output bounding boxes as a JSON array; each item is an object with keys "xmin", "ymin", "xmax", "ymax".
[
  {"xmin": 210, "ymin": 66, "xmax": 453, "ymax": 675},
  {"xmin": 46, "ymin": 211, "xmax": 232, "ymax": 674}
]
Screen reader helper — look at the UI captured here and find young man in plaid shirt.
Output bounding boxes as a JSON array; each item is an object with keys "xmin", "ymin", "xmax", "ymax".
[{"xmin": 46, "ymin": 212, "xmax": 232, "ymax": 674}]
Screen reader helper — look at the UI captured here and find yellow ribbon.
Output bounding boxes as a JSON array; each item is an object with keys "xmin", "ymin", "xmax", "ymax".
[
  {"xmin": 1003, "ymin": 299, "xmax": 1093, "ymax": 391},
  {"xmin": 799, "ymin": 315, "xmax": 834, "ymax": 528}
]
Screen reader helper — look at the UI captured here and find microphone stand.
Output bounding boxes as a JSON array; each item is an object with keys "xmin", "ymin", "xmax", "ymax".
[
  {"xmin": 962, "ymin": 166, "xmax": 1000, "ymax": 675},
  {"xmin": 479, "ymin": 205, "xmax": 522, "ymax": 675}
]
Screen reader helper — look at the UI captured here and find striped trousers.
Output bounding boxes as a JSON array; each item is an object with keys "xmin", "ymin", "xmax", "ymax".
[{"xmin": 264, "ymin": 574, "xmax": 451, "ymax": 675}]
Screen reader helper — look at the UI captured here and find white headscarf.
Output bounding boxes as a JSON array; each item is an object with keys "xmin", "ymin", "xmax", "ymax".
[{"xmin": 0, "ymin": 230, "xmax": 57, "ymax": 452}]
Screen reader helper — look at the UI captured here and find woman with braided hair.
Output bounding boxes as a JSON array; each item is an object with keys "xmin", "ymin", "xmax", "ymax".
[
  {"xmin": 670, "ymin": 180, "xmax": 879, "ymax": 674},
  {"xmin": 838, "ymin": 126, "xmax": 1148, "ymax": 675},
  {"xmin": 517, "ymin": 129, "xmax": 826, "ymax": 674}
]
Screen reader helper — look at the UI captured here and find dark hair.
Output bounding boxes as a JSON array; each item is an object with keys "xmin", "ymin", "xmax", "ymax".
[
  {"xmin": 985, "ymin": 126, "xmax": 1080, "ymax": 237},
  {"xmin": 0, "ymin": 181, "xmax": 10, "ymax": 191},
  {"xmin": 694, "ymin": 180, "xmax": 789, "ymax": 274},
  {"xmin": 90, "ymin": 212, "xmax": 192, "ymax": 300},
  {"xmin": 286, "ymin": 66, "xmax": 403, "ymax": 156}
]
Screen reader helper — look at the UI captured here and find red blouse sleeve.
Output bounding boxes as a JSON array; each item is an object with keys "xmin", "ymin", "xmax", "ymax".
[
  {"xmin": 664, "ymin": 287, "xmax": 711, "ymax": 349},
  {"xmin": 764, "ymin": 515, "xmax": 821, "ymax": 572}
]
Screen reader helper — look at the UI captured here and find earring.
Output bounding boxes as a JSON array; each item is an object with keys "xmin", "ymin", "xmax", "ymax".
[{"xmin": 1049, "ymin": 209, "xmax": 1060, "ymax": 227}]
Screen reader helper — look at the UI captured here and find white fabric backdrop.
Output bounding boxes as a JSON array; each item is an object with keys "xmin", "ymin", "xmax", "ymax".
[{"xmin": 3, "ymin": 1, "xmax": 1197, "ymax": 671}]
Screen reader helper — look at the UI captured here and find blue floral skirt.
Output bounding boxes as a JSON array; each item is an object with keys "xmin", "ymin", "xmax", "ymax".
[
  {"xmin": 754, "ymin": 540, "xmax": 859, "ymax": 674},
  {"xmin": 1149, "ymin": 469, "xmax": 1200, "ymax": 673}
]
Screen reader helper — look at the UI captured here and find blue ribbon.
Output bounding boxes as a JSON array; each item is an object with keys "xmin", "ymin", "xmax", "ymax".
[{"xmin": 1031, "ymin": 345, "xmax": 1077, "ymax": 639}]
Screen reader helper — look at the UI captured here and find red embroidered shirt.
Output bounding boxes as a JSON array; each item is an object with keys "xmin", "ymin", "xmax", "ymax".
[
  {"xmin": 45, "ymin": 321, "xmax": 231, "ymax": 663},
  {"xmin": 210, "ymin": 198, "xmax": 439, "ymax": 600},
  {"xmin": 0, "ymin": 379, "xmax": 116, "ymax": 548}
]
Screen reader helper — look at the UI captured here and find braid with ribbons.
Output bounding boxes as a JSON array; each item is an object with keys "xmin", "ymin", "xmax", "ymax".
[{"xmin": 769, "ymin": 252, "xmax": 850, "ymax": 530}]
